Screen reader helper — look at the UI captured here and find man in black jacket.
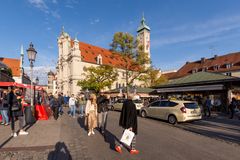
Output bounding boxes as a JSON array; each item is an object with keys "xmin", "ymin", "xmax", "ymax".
[
  {"xmin": 115, "ymin": 94, "xmax": 139, "ymax": 155},
  {"xmin": 97, "ymin": 92, "xmax": 109, "ymax": 135},
  {"xmin": 58, "ymin": 93, "xmax": 64, "ymax": 115}
]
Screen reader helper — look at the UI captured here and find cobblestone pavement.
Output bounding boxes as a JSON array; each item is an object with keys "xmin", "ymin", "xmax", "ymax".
[
  {"xmin": 0, "ymin": 108, "xmax": 91, "ymax": 160},
  {"xmin": 0, "ymin": 109, "xmax": 239, "ymax": 160}
]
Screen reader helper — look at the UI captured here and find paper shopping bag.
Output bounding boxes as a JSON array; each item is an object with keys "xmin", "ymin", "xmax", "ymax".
[{"xmin": 120, "ymin": 129, "xmax": 135, "ymax": 146}]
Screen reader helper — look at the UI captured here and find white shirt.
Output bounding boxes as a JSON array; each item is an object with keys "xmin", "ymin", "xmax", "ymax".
[{"xmin": 69, "ymin": 97, "xmax": 76, "ymax": 106}]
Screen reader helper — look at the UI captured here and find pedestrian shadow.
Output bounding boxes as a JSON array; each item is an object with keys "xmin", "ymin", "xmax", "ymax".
[
  {"xmin": 48, "ymin": 142, "xmax": 72, "ymax": 160},
  {"xmin": 77, "ymin": 116, "xmax": 88, "ymax": 132}
]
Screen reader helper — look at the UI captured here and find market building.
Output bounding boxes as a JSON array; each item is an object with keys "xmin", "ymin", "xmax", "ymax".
[
  {"xmin": 56, "ymin": 16, "xmax": 152, "ymax": 96},
  {"xmin": 154, "ymin": 72, "xmax": 240, "ymax": 111}
]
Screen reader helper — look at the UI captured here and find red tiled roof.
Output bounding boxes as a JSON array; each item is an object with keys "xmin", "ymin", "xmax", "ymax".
[
  {"xmin": 71, "ymin": 40, "xmax": 136, "ymax": 70},
  {"xmin": 173, "ymin": 52, "xmax": 240, "ymax": 79},
  {"xmin": 0, "ymin": 58, "xmax": 20, "ymax": 77},
  {"xmin": 163, "ymin": 72, "xmax": 177, "ymax": 80}
]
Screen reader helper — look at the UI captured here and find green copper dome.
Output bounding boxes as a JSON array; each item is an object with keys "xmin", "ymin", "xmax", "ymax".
[{"xmin": 137, "ymin": 16, "xmax": 150, "ymax": 32}]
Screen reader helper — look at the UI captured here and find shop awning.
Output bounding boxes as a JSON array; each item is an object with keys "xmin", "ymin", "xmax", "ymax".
[{"xmin": 156, "ymin": 84, "xmax": 224, "ymax": 93}]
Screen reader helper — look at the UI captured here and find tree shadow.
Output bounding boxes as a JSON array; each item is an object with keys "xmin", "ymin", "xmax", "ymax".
[{"xmin": 48, "ymin": 142, "xmax": 72, "ymax": 160}]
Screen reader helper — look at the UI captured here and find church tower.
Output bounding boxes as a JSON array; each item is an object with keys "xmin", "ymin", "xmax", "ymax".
[{"xmin": 137, "ymin": 14, "xmax": 151, "ymax": 59}]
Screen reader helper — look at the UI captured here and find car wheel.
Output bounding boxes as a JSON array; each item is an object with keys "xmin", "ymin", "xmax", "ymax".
[
  {"xmin": 168, "ymin": 115, "xmax": 177, "ymax": 125},
  {"xmin": 141, "ymin": 111, "xmax": 147, "ymax": 118}
]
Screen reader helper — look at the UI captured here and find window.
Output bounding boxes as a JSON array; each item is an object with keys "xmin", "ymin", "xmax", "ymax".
[
  {"xmin": 97, "ymin": 54, "xmax": 102, "ymax": 65},
  {"xmin": 214, "ymin": 65, "xmax": 220, "ymax": 71},
  {"xmin": 192, "ymin": 69, "xmax": 198, "ymax": 73},
  {"xmin": 150, "ymin": 101, "xmax": 160, "ymax": 107},
  {"xmin": 184, "ymin": 103, "xmax": 199, "ymax": 109},
  {"xmin": 226, "ymin": 63, "xmax": 232, "ymax": 69},
  {"xmin": 226, "ymin": 72, "xmax": 232, "ymax": 76},
  {"xmin": 159, "ymin": 101, "xmax": 170, "ymax": 107}
]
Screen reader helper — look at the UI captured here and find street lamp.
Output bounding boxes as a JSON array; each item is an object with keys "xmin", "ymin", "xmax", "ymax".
[
  {"xmin": 35, "ymin": 76, "xmax": 39, "ymax": 85},
  {"xmin": 27, "ymin": 42, "xmax": 37, "ymax": 108}
]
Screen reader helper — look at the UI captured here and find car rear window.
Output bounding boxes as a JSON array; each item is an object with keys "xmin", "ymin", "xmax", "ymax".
[
  {"xmin": 133, "ymin": 99, "xmax": 143, "ymax": 103},
  {"xmin": 184, "ymin": 103, "xmax": 199, "ymax": 109}
]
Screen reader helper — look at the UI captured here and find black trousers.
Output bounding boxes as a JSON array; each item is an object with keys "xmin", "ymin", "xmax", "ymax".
[
  {"xmin": 9, "ymin": 110, "xmax": 24, "ymax": 132},
  {"xmin": 204, "ymin": 107, "xmax": 211, "ymax": 117},
  {"xmin": 229, "ymin": 108, "xmax": 234, "ymax": 119}
]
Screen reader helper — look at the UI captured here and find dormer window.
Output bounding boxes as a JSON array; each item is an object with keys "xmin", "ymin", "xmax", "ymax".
[
  {"xmin": 214, "ymin": 65, "xmax": 220, "ymax": 71},
  {"xmin": 192, "ymin": 68, "xmax": 198, "ymax": 73},
  {"xmin": 226, "ymin": 63, "xmax": 232, "ymax": 69},
  {"xmin": 202, "ymin": 67, "xmax": 208, "ymax": 72},
  {"xmin": 97, "ymin": 54, "xmax": 102, "ymax": 65}
]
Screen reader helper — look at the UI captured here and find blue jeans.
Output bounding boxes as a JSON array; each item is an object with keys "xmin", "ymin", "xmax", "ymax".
[
  {"xmin": 59, "ymin": 105, "xmax": 63, "ymax": 114},
  {"xmin": 80, "ymin": 105, "xmax": 85, "ymax": 116},
  {"xmin": 1, "ymin": 110, "xmax": 9, "ymax": 124},
  {"xmin": 70, "ymin": 105, "xmax": 76, "ymax": 117}
]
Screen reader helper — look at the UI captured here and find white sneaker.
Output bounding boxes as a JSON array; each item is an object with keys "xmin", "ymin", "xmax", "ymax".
[
  {"xmin": 19, "ymin": 130, "xmax": 29, "ymax": 136},
  {"xmin": 11, "ymin": 133, "xmax": 17, "ymax": 137},
  {"xmin": 88, "ymin": 132, "xmax": 91, "ymax": 136},
  {"xmin": 91, "ymin": 130, "xmax": 95, "ymax": 135}
]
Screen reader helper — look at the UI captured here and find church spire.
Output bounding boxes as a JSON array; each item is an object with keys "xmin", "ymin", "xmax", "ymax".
[{"xmin": 137, "ymin": 13, "xmax": 150, "ymax": 32}]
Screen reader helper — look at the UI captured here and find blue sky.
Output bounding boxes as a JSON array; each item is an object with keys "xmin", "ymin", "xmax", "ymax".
[{"xmin": 1, "ymin": 0, "xmax": 240, "ymax": 84}]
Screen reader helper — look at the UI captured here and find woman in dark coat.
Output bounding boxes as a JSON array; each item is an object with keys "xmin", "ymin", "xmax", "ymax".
[
  {"xmin": 8, "ymin": 88, "xmax": 28, "ymax": 137},
  {"xmin": 115, "ymin": 94, "xmax": 139, "ymax": 155}
]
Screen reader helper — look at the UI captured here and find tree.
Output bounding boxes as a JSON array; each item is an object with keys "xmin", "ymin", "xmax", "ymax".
[
  {"xmin": 110, "ymin": 32, "xmax": 151, "ymax": 96},
  {"xmin": 77, "ymin": 65, "xmax": 118, "ymax": 93},
  {"xmin": 139, "ymin": 68, "xmax": 168, "ymax": 87}
]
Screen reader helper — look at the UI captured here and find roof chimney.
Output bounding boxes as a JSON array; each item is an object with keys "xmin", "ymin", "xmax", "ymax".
[
  {"xmin": 214, "ymin": 55, "xmax": 218, "ymax": 59},
  {"xmin": 201, "ymin": 57, "xmax": 206, "ymax": 64},
  {"xmin": 186, "ymin": 61, "xmax": 190, "ymax": 64}
]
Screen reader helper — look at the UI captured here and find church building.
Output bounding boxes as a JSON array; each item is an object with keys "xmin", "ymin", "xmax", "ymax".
[{"xmin": 56, "ymin": 16, "xmax": 151, "ymax": 95}]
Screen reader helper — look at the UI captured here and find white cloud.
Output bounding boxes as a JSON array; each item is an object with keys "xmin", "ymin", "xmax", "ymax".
[
  {"xmin": 28, "ymin": 0, "xmax": 48, "ymax": 13},
  {"xmin": 65, "ymin": 5, "xmax": 74, "ymax": 8},
  {"xmin": 90, "ymin": 19, "xmax": 100, "ymax": 25},
  {"xmin": 151, "ymin": 15, "xmax": 240, "ymax": 47},
  {"xmin": 52, "ymin": 0, "xmax": 58, "ymax": 4},
  {"xmin": 28, "ymin": 0, "xmax": 61, "ymax": 19},
  {"xmin": 51, "ymin": 10, "xmax": 61, "ymax": 19}
]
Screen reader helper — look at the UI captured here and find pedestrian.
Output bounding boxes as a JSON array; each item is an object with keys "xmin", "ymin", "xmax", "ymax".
[
  {"xmin": 85, "ymin": 94, "xmax": 97, "ymax": 136},
  {"xmin": 115, "ymin": 94, "xmax": 139, "ymax": 155},
  {"xmin": 58, "ymin": 93, "xmax": 64, "ymax": 115},
  {"xmin": 97, "ymin": 92, "xmax": 109, "ymax": 136},
  {"xmin": 69, "ymin": 94, "xmax": 77, "ymax": 118},
  {"xmin": 79, "ymin": 95, "xmax": 86, "ymax": 117},
  {"xmin": 0, "ymin": 90, "xmax": 9, "ymax": 126},
  {"xmin": 204, "ymin": 96, "xmax": 212, "ymax": 117},
  {"xmin": 8, "ymin": 87, "xmax": 28, "ymax": 137},
  {"xmin": 50, "ymin": 94, "xmax": 60, "ymax": 120},
  {"xmin": 229, "ymin": 97, "xmax": 237, "ymax": 119}
]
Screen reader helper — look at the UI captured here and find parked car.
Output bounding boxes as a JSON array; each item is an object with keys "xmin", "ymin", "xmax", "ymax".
[
  {"xmin": 140, "ymin": 100, "xmax": 202, "ymax": 124},
  {"xmin": 112, "ymin": 99, "xmax": 144, "ymax": 111}
]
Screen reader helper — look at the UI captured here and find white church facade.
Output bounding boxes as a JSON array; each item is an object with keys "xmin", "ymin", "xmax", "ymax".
[{"xmin": 56, "ymin": 16, "xmax": 151, "ymax": 96}]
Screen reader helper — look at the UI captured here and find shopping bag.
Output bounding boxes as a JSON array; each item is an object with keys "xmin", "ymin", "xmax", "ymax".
[{"xmin": 120, "ymin": 129, "xmax": 135, "ymax": 146}]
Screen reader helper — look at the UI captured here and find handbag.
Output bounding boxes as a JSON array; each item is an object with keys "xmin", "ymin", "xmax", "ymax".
[
  {"xmin": 11, "ymin": 102, "xmax": 21, "ymax": 111},
  {"xmin": 120, "ymin": 129, "xmax": 135, "ymax": 146}
]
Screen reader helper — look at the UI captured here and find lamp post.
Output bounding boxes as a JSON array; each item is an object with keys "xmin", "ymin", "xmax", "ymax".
[
  {"xmin": 27, "ymin": 42, "xmax": 37, "ymax": 108},
  {"xmin": 35, "ymin": 76, "xmax": 39, "ymax": 85}
]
